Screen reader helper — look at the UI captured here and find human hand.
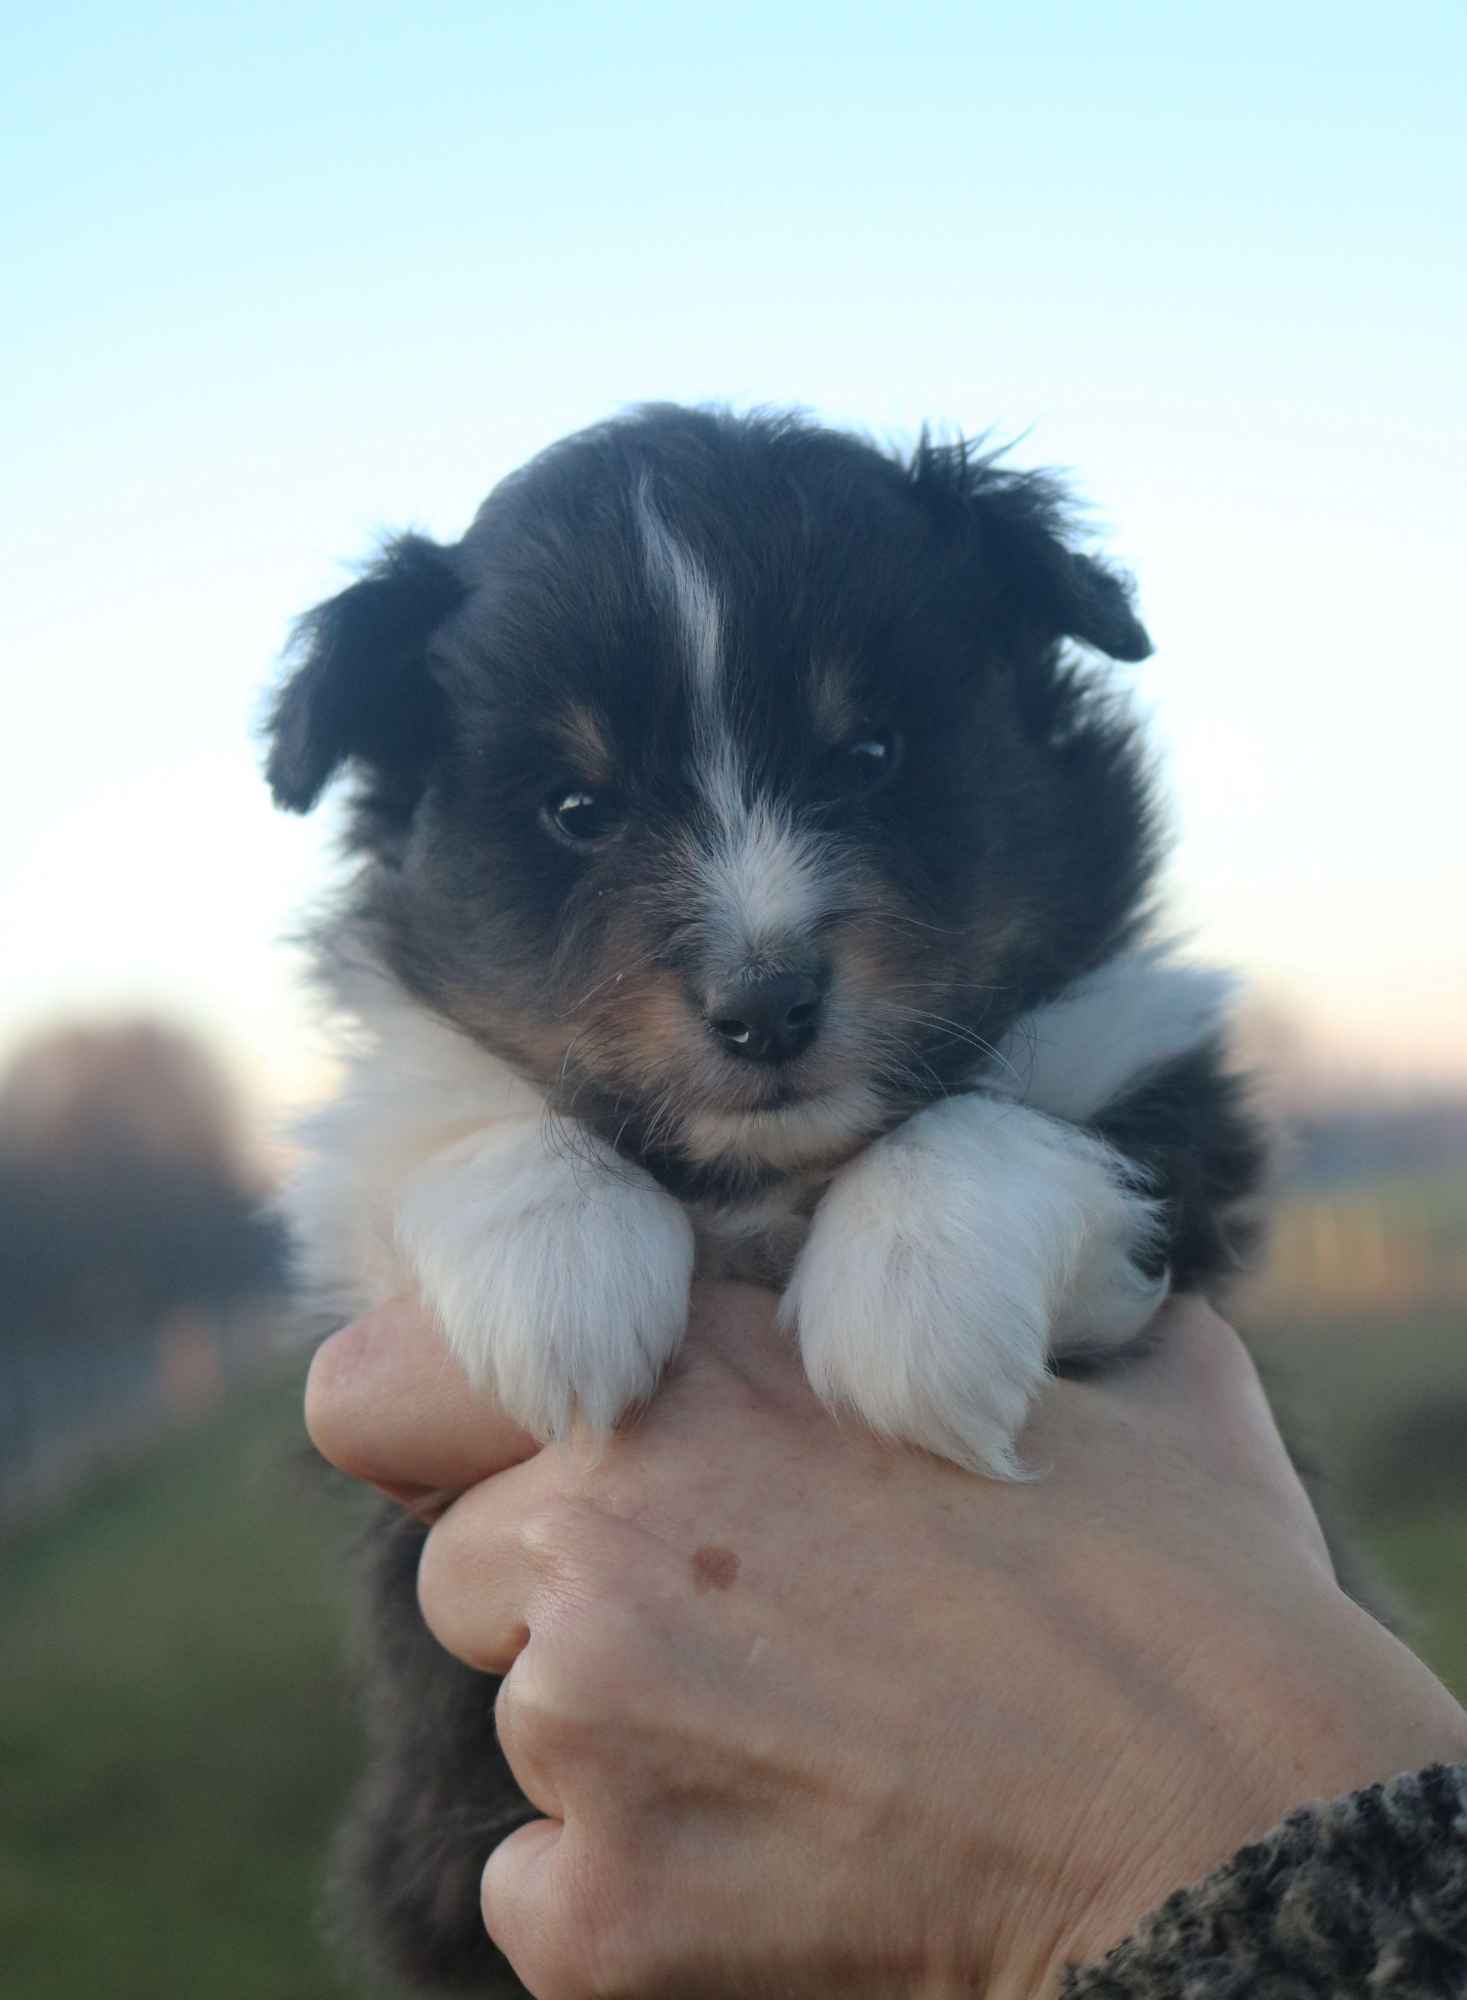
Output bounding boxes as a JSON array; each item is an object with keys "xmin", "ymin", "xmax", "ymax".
[{"xmin": 307, "ymin": 1289, "xmax": 1467, "ymax": 1999}]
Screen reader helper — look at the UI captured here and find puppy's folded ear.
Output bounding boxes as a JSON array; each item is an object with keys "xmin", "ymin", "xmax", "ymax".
[
  {"xmin": 911, "ymin": 439, "xmax": 1152, "ymax": 663},
  {"xmin": 266, "ymin": 534, "xmax": 468, "ymax": 813}
]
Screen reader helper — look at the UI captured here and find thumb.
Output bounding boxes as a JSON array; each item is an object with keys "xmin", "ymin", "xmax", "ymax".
[{"xmin": 1084, "ymin": 1298, "xmax": 1334, "ymax": 1569}]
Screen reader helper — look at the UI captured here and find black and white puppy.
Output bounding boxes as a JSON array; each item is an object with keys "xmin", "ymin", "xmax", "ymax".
[{"xmin": 268, "ymin": 405, "xmax": 1265, "ymax": 1987}]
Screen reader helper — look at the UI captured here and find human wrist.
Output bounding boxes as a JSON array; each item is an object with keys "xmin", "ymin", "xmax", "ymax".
[
  {"xmin": 1060, "ymin": 1762, "xmax": 1467, "ymax": 1999},
  {"xmin": 989, "ymin": 1583, "xmax": 1467, "ymax": 1999}
]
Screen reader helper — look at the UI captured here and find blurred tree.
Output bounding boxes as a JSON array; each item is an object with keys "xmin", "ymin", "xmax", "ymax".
[{"xmin": 0, "ymin": 1018, "xmax": 285, "ymax": 1337}]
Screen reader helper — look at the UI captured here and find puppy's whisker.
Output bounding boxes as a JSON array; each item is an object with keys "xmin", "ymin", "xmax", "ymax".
[
  {"xmin": 808, "ymin": 896, "xmax": 990, "ymax": 948},
  {"xmin": 872, "ymin": 1051, "xmax": 948, "ymax": 1105},
  {"xmin": 883, "ymin": 1004, "xmax": 1020, "ymax": 1083},
  {"xmin": 561, "ymin": 947, "xmax": 661, "ymax": 1018}
]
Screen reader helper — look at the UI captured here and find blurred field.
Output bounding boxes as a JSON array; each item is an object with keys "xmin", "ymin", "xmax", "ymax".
[
  {"xmin": 0, "ymin": 1368, "xmax": 371, "ymax": 2000},
  {"xmin": 1249, "ymin": 1306, "xmax": 1467, "ymax": 1688},
  {"xmin": 1244, "ymin": 1170, "xmax": 1467, "ymax": 1686},
  {"xmin": 2, "ymin": 1204, "xmax": 1464, "ymax": 1999}
]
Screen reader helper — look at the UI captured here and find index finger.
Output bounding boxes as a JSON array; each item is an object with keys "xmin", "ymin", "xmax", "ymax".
[{"xmin": 305, "ymin": 1297, "xmax": 540, "ymax": 1497}]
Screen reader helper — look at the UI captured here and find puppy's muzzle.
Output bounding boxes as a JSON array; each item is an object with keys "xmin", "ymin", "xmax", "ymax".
[{"xmin": 704, "ymin": 970, "xmax": 823, "ymax": 1065}]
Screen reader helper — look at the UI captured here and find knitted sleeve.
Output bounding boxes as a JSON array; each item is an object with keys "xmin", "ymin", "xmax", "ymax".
[{"xmin": 1063, "ymin": 1763, "xmax": 1467, "ymax": 1999}]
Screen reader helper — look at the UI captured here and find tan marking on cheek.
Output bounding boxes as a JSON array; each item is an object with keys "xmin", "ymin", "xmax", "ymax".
[
  {"xmin": 630, "ymin": 978, "xmax": 701, "ymax": 1039},
  {"xmin": 435, "ymin": 989, "xmax": 574, "ymax": 1081},
  {"xmin": 834, "ymin": 893, "xmax": 1037, "ymax": 1052},
  {"xmin": 824, "ymin": 910, "xmax": 968, "ymax": 1076},
  {"xmin": 832, "ymin": 920, "xmax": 939, "ymax": 1001},
  {"xmin": 578, "ymin": 973, "xmax": 709, "ymax": 1093},
  {"xmin": 833, "ymin": 930, "xmax": 896, "ymax": 989}
]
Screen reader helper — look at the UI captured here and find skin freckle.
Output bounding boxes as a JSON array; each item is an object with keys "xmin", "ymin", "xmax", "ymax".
[{"xmin": 691, "ymin": 1544, "xmax": 741, "ymax": 1592}]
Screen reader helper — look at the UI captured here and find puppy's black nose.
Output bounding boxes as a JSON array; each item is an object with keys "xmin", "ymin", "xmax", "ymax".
[{"xmin": 705, "ymin": 972, "xmax": 822, "ymax": 1064}]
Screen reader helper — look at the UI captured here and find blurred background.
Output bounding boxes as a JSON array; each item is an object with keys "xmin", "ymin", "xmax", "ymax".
[{"xmin": 3, "ymin": 3, "xmax": 1464, "ymax": 1994}]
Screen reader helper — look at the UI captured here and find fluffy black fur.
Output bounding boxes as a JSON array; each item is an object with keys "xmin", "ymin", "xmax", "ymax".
[
  {"xmin": 268, "ymin": 405, "xmax": 1269, "ymax": 1994},
  {"xmin": 333, "ymin": 1504, "xmax": 531, "ymax": 1995}
]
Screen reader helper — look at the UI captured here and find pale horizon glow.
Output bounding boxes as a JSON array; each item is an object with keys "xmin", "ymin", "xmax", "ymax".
[{"xmin": 3, "ymin": 2, "xmax": 1464, "ymax": 1117}]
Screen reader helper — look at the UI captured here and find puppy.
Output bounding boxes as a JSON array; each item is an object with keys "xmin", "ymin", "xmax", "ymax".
[{"xmin": 268, "ymin": 406, "xmax": 1265, "ymax": 1989}]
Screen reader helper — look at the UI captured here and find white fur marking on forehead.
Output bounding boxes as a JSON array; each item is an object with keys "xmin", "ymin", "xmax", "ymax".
[
  {"xmin": 635, "ymin": 478, "xmax": 723, "ymax": 705},
  {"xmin": 690, "ymin": 780, "xmax": 827, "ymax": 955}
]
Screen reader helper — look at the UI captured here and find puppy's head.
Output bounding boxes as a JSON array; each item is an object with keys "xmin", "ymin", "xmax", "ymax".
[{"xmin": 268, "ymin": 407, "xmax": 1155, "ymax": 1184}]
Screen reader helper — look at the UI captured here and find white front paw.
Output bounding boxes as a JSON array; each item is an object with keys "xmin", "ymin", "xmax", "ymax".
[
  {"xmin": 780, "ymin": 1159, "xmax": 1049, "ymax": 1480},
  {"xmin": 1052, "ymin": 1209, "xmax": 1171, "ymax": 1359},
  {"xmin": 780, "ymin": 1097, "xmax": 1165, "ymax": 1478},
  {"xmin": 396, "ymin": 1127, "xmax": 695, "ymax": 1440}
]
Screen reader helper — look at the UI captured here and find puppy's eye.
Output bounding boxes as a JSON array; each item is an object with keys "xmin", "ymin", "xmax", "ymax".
[
  {"xmin": 542, "ymin": 787, "xmax": 625, "ymax": 847},
  {"xmin": 833, "ymin": 727, "xmax": 902, "ymax": 794}
]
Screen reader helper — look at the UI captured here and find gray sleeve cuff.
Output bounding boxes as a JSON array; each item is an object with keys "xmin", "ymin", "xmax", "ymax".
[{"xmin": 1062, "ymin": 1763, "xmax": 1467, "ymax": 1998}]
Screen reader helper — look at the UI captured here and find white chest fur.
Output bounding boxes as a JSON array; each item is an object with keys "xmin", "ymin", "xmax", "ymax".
[{"xmin": 288, "ymin": 947, "xmax": 1229, "ymax": 1474}]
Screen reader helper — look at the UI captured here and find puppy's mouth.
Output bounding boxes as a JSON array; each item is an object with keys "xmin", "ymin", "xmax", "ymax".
[
  {"xmin": 677, "ymin": 1072, "xmax": 891, "ymax": 1170},
  {"xmin": 750, "ymin": 1080, "xmax": 806, "ymax": 1111},
  {"xmin": 707, "ymin": 1067, "xmax": 810, "ymax": 1109}
]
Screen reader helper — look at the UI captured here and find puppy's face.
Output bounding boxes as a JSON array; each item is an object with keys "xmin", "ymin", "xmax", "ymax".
[{"xmin": 269, "ymin": 409, "xmax": 1155, "ymax": 1182}]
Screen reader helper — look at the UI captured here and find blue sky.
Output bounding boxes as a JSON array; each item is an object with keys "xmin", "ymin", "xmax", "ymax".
[{"xmin": 4, "ymin": 2, "xmax": 1464, "ymax": 1112}]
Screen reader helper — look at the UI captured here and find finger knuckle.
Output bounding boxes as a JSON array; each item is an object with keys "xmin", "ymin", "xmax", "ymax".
[
  {"xmin": 494, "ymin": 1658, "xmax": 570, "ymax": 1765},
  {"xmin": 414, "ymin": 1502, "xmax": 483, "ymax": 1646},
  {"xmin": 517, "ymin": 1490, "xmax": 601, "ymax": 1567},
  {"xmin": 497, "ymin": 1645, "xmax": 599, "ymax": 1765}
]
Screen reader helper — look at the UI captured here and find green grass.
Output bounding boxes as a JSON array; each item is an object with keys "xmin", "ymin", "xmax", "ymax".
[
  {"xmin": 2, "ymin": 1311, "xmax": 1463, "ymax": 1998},
  {"xmin": 0, "ymin": 1369, "xmax": 368, "ymax": 2000},
  {"xmin": 1247, "ymin": 1305, "xmax": 1467, "ymax": 1696},
  {"xmin": 1249, "ymin": 1305, "xmax": 1467, "ymax": 1467},
  {"xmin": 1366, "ymin": 1510, "xmax": 1467, "ymax": 1692},
  {"xmin": 1360, "ymin": 1168, "xmax": 1467, "ymax": 1242}
]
